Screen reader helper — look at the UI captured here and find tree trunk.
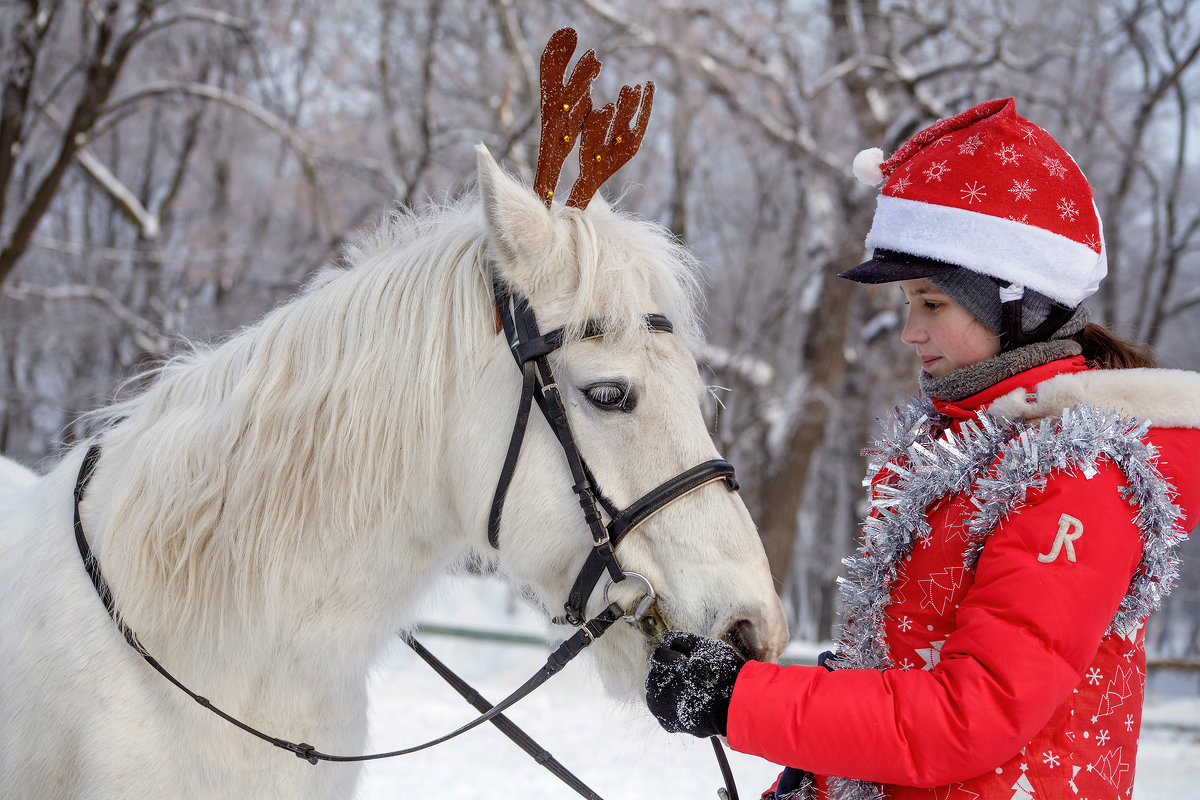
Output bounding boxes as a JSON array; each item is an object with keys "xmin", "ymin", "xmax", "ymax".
[{"xmin": 757, "ymin": 254, "xmax": 857, "ymax": 584}]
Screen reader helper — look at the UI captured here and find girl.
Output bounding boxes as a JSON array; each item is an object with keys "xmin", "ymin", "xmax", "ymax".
[{"xmin": 645, "ymin": 98, "xmax": 1200, "ymax": 800}]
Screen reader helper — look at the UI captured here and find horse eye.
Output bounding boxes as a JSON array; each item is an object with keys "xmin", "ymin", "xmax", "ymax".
[{"xmin": 583, "ymin": 382, "xmax": 636, "ymax": 412}]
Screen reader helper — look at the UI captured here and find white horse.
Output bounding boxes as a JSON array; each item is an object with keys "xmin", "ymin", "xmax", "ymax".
[
  {"xmin": 0, "ymin": 147, "xmax": 787, "ymax": 798},
  {"xmin": 0, "ymin": 455, "xmax": 36, "ymax": 489}
]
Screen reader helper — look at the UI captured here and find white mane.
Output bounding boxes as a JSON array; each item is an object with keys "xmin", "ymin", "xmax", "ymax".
[{"xmin": 79, "ymin": 190, "xmax": 704, "ymax": 647}]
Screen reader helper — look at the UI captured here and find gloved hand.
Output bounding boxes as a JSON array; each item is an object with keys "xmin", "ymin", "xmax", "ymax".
[{"xmin": 645, "ymin": 630, "xmax": 746, "ymax": 738}]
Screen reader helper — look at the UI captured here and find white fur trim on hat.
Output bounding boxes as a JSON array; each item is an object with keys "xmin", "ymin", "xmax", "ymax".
[
  {"xmin": 852, "ymin": 148, "xmax": 885, "ymax": 187},
  {"xmin": 864, "ymin": 195, "xmax": 1106, "ymax": 306}
]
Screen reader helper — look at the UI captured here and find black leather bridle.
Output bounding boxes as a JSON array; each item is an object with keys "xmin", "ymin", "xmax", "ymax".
[{"xmin": 487, "ymin": 277, "xmax": 740, "ymax": 627}]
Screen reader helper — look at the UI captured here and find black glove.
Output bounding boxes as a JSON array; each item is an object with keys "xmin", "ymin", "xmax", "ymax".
[{"xmin": 645, "ymin": 630, "xmax": 746, "ymax": 738}]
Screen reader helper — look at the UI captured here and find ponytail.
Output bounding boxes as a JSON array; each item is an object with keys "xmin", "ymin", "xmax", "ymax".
[{"xmin": 1072, "ymin": 323, "xmax": 1156, "ymax": 369}]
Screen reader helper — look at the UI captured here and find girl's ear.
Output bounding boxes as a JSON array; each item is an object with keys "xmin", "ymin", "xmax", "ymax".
[{"xmin": 476, "ymin": 145, "xmax": 560, "ymax": 296}]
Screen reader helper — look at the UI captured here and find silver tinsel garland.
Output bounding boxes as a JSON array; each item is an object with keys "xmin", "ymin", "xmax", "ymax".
[{"xmin": 808, "ymin": 397, "xmax": 1187, "ymax": 800}]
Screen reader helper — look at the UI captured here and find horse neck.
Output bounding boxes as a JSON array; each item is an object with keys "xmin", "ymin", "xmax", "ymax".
[{"xmin": 83, "ymin": 221, "xmax": 500, "ymax": 674}]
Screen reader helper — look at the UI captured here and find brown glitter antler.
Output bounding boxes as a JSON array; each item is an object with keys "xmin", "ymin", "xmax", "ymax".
[
  {"xmin": 532, "ymin": 28, "xmax": 602, "ymax": 208},
  {"xmin": 566, "ymin": 80, "xmax": 655, "ymax": 209}
]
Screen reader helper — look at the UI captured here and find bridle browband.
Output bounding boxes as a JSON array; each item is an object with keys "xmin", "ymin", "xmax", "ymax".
[
  {"xmin": 67, "ymin": 279, "xmax": 743, "ymax": 798},
  {"xmin": 488, "ymin": 277, "xmax": 740, "ymax": 627}
]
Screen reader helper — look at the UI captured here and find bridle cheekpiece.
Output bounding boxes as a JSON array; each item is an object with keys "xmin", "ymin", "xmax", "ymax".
[{"xmin": 487, "ymin": 277, "xmax": 738, "ymax": 627}]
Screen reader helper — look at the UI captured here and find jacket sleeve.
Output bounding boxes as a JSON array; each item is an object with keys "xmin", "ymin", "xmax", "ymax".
[{"xmin": 726, "ymin": 461, "xmax": 1144, "ymax": 788}]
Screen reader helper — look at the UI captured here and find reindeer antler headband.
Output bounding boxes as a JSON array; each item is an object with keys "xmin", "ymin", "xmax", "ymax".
[{"xmin": 532, "ymin": 28, "xmax": 655, "ymax": 209}]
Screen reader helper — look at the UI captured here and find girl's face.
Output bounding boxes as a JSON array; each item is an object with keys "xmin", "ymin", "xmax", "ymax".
[{"xmin": 899, "ymin": 279, "xmax": 1001, "ymax": 377}]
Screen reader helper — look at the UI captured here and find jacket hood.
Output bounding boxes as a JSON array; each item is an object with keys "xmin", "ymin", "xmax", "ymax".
[{"xmin": 987, "ymin": 367, "xmax": 1200, "ymax": 428}]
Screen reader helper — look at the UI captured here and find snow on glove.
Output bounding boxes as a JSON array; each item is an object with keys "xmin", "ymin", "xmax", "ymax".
[{"xmin": 645, "ymin": 630, "xmax": 745, "ymax": 738}]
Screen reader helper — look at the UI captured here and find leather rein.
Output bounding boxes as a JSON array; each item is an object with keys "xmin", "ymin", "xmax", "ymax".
[{"xmin": 70, "ymin": 279, "xmax": 742, "ymax": 799}]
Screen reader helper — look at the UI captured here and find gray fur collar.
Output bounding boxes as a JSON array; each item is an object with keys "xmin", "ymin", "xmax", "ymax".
[{"xmin": 988, "ymin": 368, "xmax": 1200, "ymax": 429}]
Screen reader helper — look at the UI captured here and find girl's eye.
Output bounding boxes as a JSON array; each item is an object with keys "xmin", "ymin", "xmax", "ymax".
[
  {"xmin": 583, "ymin": 382, "xmax": 637, "ymax": 412},
  {"xmin": 924, "ymin": 301, "xmax": 943, "ymax": 310}
]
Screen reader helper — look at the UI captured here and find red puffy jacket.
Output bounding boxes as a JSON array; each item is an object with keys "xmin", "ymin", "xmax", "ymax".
[{"xmin": 727, "ymin": 358, "xmax": 1200, "ymax": 799}]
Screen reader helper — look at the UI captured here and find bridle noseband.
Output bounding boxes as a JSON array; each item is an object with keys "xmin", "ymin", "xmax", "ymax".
[{"xmin": 487, "ymin": 278, "xmax": 739, "ymax": 626}]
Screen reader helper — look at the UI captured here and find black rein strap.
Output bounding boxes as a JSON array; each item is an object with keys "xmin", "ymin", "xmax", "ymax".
[{"xmin": 403, "ymin": 635, "xmax": 603, "ymax": 800}]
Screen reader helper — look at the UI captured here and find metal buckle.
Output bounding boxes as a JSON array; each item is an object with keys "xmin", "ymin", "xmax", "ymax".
[{"xmin": 603, "ymin": 571, "xmax": 656, "ymax": 624}]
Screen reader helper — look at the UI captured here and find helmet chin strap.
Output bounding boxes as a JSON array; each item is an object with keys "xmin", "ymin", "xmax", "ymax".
[{"xmin": 998, "ymin": 282, "xmax": 1076, "ymax": 352}]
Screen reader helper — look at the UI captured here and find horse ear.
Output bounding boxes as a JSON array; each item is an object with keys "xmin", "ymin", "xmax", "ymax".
[{"xmin": 476, "ymin": 144, "xmax": 557, "ymax": 292}]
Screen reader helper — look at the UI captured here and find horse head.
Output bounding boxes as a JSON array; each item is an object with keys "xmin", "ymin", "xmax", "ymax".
[{"xmin": 473, "ymin": 142, "xmax": 787, "ymax": 699}]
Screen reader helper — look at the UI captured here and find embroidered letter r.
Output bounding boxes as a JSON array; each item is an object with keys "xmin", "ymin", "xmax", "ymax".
[{"xmin": 1038, "ymin": 513, "xmax": 1083, "ymax": 563}]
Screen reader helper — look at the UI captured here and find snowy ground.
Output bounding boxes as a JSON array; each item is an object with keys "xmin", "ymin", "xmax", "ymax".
[{"xmin": 360, "ymin": 574, "xmax": 1200, "ymax": 799}]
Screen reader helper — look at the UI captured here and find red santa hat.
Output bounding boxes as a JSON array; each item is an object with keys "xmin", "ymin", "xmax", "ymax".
[{"xmin": 841, "ymin": 98, "xmax": 1106, "ymax": 309}]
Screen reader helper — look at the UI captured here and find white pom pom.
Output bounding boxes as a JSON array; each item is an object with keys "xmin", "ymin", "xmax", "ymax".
[{"xmin": 852, "ymin": 147, "xmax": 885, "ymax": 187}]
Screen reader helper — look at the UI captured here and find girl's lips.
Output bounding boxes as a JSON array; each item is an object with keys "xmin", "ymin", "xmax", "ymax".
[{"xmin": 920, "ymin": 355, "xmax": 941, "ymax": 369}]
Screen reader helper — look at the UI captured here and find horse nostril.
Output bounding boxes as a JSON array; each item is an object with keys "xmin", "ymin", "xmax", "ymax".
[{"xmin": 723, "ymin": 618, "xmax": 759, "ymax": 661}]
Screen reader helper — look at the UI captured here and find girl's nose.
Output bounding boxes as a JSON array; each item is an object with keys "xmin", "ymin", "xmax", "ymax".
[{"xmin": 900, "ymin": 308, "xmax": 925, "ymax": 345}]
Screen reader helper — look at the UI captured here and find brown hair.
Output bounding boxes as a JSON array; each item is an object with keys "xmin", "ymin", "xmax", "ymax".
[{"xmin": 1072, "ymin": 323, "xmax": 1157, "ymax": 369}]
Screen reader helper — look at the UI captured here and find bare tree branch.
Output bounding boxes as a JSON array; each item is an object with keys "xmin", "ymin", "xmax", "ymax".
[
  {"xmin": 0, "ymin": 1, "xmax": 156, "ymax": 285},
  {"xmin": 0, "ymin": 0, "xmax": 59, "ymax": 226},
  {"xmin": 134, "ymin": 7, "xmax": 251, "ymax": 43},
  {"xmin": 578, "ymin": 0, "xmax": 844, "ymax": 173},
  {"xmin": 94, "ymin": 81, "xmax": 319, "ymax": 175},
  {"xmin": 4, "ymin": 280, "xmax": 171, "ymax": 354},
  {"xmin": 72, "ymin": 146, "xmax": 161, "ymax": 239}
]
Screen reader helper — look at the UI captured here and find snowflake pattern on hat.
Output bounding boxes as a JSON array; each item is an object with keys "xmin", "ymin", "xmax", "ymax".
[
  {"xmin": 860, "ymin": 98, "xmax": 1107, "ymax": 307},
  {"xmin": 879, "ymin": 98, "xmax": 1098, "ymax": 250}
]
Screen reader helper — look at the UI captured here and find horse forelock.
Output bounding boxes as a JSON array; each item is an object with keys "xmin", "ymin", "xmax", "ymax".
[
  {"xmin": 78, "ymin": 191, "xmax": 706, "ymax": 645},
  {"xmin": 522, "ymin": 202, "xmax": 705, "ymax": 355}
]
